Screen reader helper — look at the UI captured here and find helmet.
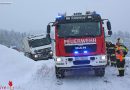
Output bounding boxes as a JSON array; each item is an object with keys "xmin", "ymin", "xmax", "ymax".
[
  {"xmin": 117, "ymin": 38, "xmax": 123, "ymax": 45},
  {"xmin": 117, "ymin": 38, "xmax": 120, "ymax": 40}
]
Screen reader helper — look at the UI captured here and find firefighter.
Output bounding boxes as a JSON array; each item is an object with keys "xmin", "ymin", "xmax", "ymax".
[
  {"xmin": 106, "ymin": 41, "xmax": 111, "ymax": 65},
  {"xmin": 115, "ymin": 38, "xmax": 128, "ymax": 77},
  {"xmin": 109, "ymin": 42, "xmax": 116, "ymax": 67}
]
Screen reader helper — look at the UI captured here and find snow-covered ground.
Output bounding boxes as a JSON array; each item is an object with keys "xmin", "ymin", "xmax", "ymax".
[{"xmin": 0, "ymin": 44, "xmax": 130, "ymax": 90}]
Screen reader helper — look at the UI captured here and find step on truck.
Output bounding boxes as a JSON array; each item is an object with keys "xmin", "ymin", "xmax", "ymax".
[
  {"xmin": 46, "ymin": 11, "xmax": 112, "ymax": 78},
  {"xmin": 23, "ymin": 34, "xmax": 53, "ymax": 61}
]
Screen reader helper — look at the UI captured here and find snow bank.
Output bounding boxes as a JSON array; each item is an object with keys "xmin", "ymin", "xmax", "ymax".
[{"xmin": 0, "ymin": 44, "xmax": 37, "ymax": 85}]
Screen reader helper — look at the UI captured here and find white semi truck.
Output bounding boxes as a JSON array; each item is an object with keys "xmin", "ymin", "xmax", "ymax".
[{"xmin": 23, "ymin": 34, "xmax": 53, "ymax": 61}]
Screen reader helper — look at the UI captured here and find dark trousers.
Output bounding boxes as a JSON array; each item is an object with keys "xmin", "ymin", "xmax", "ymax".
[
  {"xmin": 110, "ymin": 56, "xmax": 116, "ymax": 66},
  {"xmin": 116, "ymin": 59, "xmax": 125, "ymax": 76},
  {"xmin": 107, "ymin": 54, "xmax": 110, "ymax": 65}
]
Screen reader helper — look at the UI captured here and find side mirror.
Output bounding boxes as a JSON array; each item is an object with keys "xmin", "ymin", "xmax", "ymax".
[
  {"xmin": 108, "ymin": 31, "xmax": 112, "ymax": 36},
  {"xmin": 47, "ymin": 25, "xmax": 51, "ymax": 34},
  {"xmin": 107, "ymin": 21, "xmax": 111, "ymax": 30}
]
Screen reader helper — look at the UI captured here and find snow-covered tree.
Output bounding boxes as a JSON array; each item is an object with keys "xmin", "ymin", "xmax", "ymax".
[{"xmin": 0, "ymin": 29, "xmax": 27, "ymax": 51}]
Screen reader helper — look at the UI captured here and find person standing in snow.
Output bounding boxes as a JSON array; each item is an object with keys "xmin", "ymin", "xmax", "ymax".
[
  {"xmin": 115, "ymin": 38, "xmax": 128, "ymax": 77},
  {"xmin": 106, "ymin": 41, "xmax": 111, "ymax": 65},
  {"xmin": 109, "ymin": 42, "xmax": 116, "ymax": 67}
]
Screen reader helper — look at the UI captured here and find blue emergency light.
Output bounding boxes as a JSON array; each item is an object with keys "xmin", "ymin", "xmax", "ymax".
[
  {"xmin": 56, "ymin": 14, "xmax": 65, "ymax": 21},
  {"xmin": 74, "ymin": 51, "xmax": 79, "ymax": 54},
  {"xmin": 83, "ymin": 51, "xmax": 88, "ymax": 54}
]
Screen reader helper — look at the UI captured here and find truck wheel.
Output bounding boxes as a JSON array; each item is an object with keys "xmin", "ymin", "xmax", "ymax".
[
  {"xmin": 94, "ymin": 68, "xmax": 105, "ymax": 77},
  {"xmin": 55, "ymin": 66, "xmax": 65, "ymax": 79}
]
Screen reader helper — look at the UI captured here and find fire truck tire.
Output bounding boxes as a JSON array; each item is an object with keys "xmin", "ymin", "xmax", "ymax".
[
  {"xmin": 55, "ymin": 66, "xmax": 65, "ymax": 78},
  {"xmin": 94, "ymin": 68, "xmax": 105, "ymax": 77}
]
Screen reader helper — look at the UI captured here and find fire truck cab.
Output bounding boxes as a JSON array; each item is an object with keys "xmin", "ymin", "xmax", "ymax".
[{"xmin": 47, "ymin": 11, "xmax": 112, "ymax": 78}]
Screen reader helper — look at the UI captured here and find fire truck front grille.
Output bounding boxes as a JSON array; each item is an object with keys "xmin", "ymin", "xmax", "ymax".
[{"xmin": 64, "ymin": 44, "xmax": 97, "ymax": 53}]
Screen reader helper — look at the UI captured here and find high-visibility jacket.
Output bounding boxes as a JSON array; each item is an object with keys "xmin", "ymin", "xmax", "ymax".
[{"xmin": 115, "ymin": 45, "xmax": 128, "ymax": 62}]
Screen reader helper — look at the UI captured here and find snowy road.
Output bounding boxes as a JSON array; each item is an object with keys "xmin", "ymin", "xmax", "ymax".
[{"xmin": 22, "ymin": 60, "xmax": 130, "ymax": 90}]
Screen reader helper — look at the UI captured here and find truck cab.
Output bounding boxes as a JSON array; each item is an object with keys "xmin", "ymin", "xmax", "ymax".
[
  {"xmin": 47, "ymin": 11, "xmax": 112, "ymax": 78},
  {"xmin": 23, "ymin": 34, "xmax": 53, "ymax": 61}
]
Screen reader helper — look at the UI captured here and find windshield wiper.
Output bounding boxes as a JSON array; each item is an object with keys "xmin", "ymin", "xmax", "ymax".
[
  {"xmin": 58, "ymin": 34, "xmax": 96, "ymax": 38},
  {"xmin": 86, "ymin": 35, "xmax": 96, "ymax": 37}
]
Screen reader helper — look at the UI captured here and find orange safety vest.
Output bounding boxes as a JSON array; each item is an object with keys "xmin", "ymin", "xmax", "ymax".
[{"xmin": 115, "ymin": 45, "xmax": 124, "ymax": 62}]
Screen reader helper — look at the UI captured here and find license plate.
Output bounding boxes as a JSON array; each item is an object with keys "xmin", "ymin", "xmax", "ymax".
[{"xmin": 75, "ymin": 57, "xmax": 88, "ymax": 60}]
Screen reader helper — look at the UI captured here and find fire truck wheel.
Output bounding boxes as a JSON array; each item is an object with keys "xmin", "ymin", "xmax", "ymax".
[
  {"xmin": 94, "ymin": 68, "xmax": 105, "ymax": 77},
  {"xmin": 55, "ymin": 66, "xmax": 65, "ymax": 79}
]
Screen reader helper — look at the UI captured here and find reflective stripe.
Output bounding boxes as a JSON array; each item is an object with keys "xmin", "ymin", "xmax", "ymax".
[
  {"xmin": 111, "ymin": 54, "xmax": 115, "ymax": 56},
  {"xmin": 109, "ymin": 47, "xmax": 115, "ymax": 49},
  {"xmin": 118, "ymin": 68, "xmax": 124, "ymax": 70},
  {"xmin": 111, "ymin": 61, "xmax": 116, "ymax": 64},
  {"xmin": 126, "ymin": 48, "xmax": 128, "ymax": 52}
]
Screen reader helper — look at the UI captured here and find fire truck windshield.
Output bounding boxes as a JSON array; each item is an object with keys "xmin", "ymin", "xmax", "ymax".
[
  {"xmin": 57, "ymin": 22, "xmax": 101, "ymax": 38},
  {"xmin": 29, "ymin": 38, "xmax": 51, "ymax": 48}
]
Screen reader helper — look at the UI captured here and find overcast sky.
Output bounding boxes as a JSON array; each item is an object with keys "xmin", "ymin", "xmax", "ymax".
[{"xmin": 0, "ymin": 0, "xmax": 130, "ymax": 34}]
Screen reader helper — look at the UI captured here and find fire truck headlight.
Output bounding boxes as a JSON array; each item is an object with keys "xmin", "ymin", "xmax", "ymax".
[
  {"xmin": 101, "ymin": 55, "xmax": 106, "ymax": 60},
  {"xmin": 56, "ymin": 58, "xmax": 62, "ymax": 62}
]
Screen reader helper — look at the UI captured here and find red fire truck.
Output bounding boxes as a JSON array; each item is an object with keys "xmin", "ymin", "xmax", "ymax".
[{"xmin": 47, "ymin": 11, "xmax": 112, "ymax": 78}]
